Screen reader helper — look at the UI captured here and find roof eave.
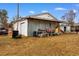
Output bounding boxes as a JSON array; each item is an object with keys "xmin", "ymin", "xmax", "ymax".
[{"xmin": 27, "ymin": 17, "xmax": 61, "ymax": 23}]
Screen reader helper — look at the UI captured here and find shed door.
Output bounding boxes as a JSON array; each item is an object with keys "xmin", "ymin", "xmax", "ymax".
[
  {"xmin": 20, "ymin": 22, "xmax": 27, "ymax": 36},
  {"xmin": 64, "ymin": 26, "xmax": 66, "ymax": 32}
]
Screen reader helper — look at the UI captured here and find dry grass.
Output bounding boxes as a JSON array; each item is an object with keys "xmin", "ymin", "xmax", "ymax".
[{"xmin": 0, "ymin": 34, "xmax": 79, "ymax": 56}]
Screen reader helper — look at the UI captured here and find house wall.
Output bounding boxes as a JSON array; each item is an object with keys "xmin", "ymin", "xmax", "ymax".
[
  {"xmin": 60, "ymin": 23, "xmax": 71, "ymax": 32},
  {"xmin": 13, "ymin": 23, "xmax": 17, "ymax": 31},
  {"xmin": 13, "ymin": 13, "xmax": 60, "ymax": 36},
  {"xmin": 60, "ymin": 26, "xmax": 70, "ymax": 32},
  {"xmin": 28, "ymin": 19, "xmax": 58, "ymax": 36},
  {"xmin": 13, "ymin": 19, "xmax": 28, "ymax": 36},
  {"xmin": 13, "ymin": 19, "xmax": 59, "ymax": 36}
]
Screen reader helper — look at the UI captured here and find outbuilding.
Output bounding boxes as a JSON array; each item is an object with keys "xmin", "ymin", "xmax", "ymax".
[
  {"xmin": 13, "ymin": 13, "xmax": 61, "ymax": 36},
  {"xmin": 60, "ymin": 21, "xmax": 71, "ymax": 33}
]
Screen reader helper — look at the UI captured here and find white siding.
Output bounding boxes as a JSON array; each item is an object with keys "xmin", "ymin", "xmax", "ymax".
[
  {"xmin": 60, "ymin": 26, "xmax": 64, "ymax": 32},
  {"xmin": 13, "ymin": 23, "xmax": 17, "ymax": 30},
  {"xmin": 66, "ymin": 26, "xmax": 71, "ymax": 32},
  {"xmin": 13, "ymin": 13, "xmax": 58, "ymax": 36},
  {"xmin": 28, "ymin": 20, "xmax": 57, "ymax": 36},
  {"xmin": 60, "ymin": 23, "xmax": 71, "ymax": 32},
  {"xmin": 13, "ymin": 19, "xmax": 58, "ymax": 36},
  {"xmin": 13, "ymin": 19, "xmax": 28, "ymax": 36}
]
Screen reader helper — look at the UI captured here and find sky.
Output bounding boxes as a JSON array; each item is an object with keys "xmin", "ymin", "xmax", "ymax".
[{"xmin": 0, "ymin": 3, "xmax": 79, "ymax": 23}]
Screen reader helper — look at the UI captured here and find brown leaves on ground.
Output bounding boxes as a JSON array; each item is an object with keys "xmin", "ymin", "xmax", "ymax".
[{"xmin": 0, "ymin": 34, "xmax": 79, "ymax": 56}]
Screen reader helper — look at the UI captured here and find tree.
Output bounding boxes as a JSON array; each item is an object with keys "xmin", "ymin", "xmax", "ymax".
[
  {"xmin": 0, "ymin": 9, "xmax": 8, "ymax": 29},
  {"xmin": 61, "ymin": 10, "xmax": 76, "ymax": 26},
  {"xmin": 61, "ymin": 15, "xmax": 65, "ymax": 21}
]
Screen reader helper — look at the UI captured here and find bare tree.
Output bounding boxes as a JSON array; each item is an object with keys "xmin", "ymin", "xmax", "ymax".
[{"xmin": 61, "ymin": 10, "xmax": 76, "ymax": 26}]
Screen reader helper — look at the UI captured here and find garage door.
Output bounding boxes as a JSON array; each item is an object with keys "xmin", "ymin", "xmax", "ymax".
[{"xmin": 20, "ymin": 22, "xmax": 27, "ymax": 36}]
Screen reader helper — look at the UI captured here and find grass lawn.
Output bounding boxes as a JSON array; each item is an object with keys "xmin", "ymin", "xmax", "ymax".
[{"xmin": 0, "ymin": 34, "xmax": 79, "ymax": 56}]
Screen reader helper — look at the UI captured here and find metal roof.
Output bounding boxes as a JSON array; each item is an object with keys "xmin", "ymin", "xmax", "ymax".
[{"xmin": 12, "ymin": 13, "xmax": 61, "ymax": 23}]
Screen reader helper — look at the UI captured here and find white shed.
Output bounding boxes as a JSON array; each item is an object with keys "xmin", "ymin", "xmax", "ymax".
[
  {"xmin": 13, "ymin": 13, "xmax": 60, "ymax": 36},
  {"xmin": 60, "ymin": 21, "xmax": 71, "ymax": 32}
]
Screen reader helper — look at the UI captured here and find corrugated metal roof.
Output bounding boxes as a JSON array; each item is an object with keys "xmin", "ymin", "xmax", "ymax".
[{"xmin": 12, "ymin": 13, "xmax": 61, "ymax": 23}]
